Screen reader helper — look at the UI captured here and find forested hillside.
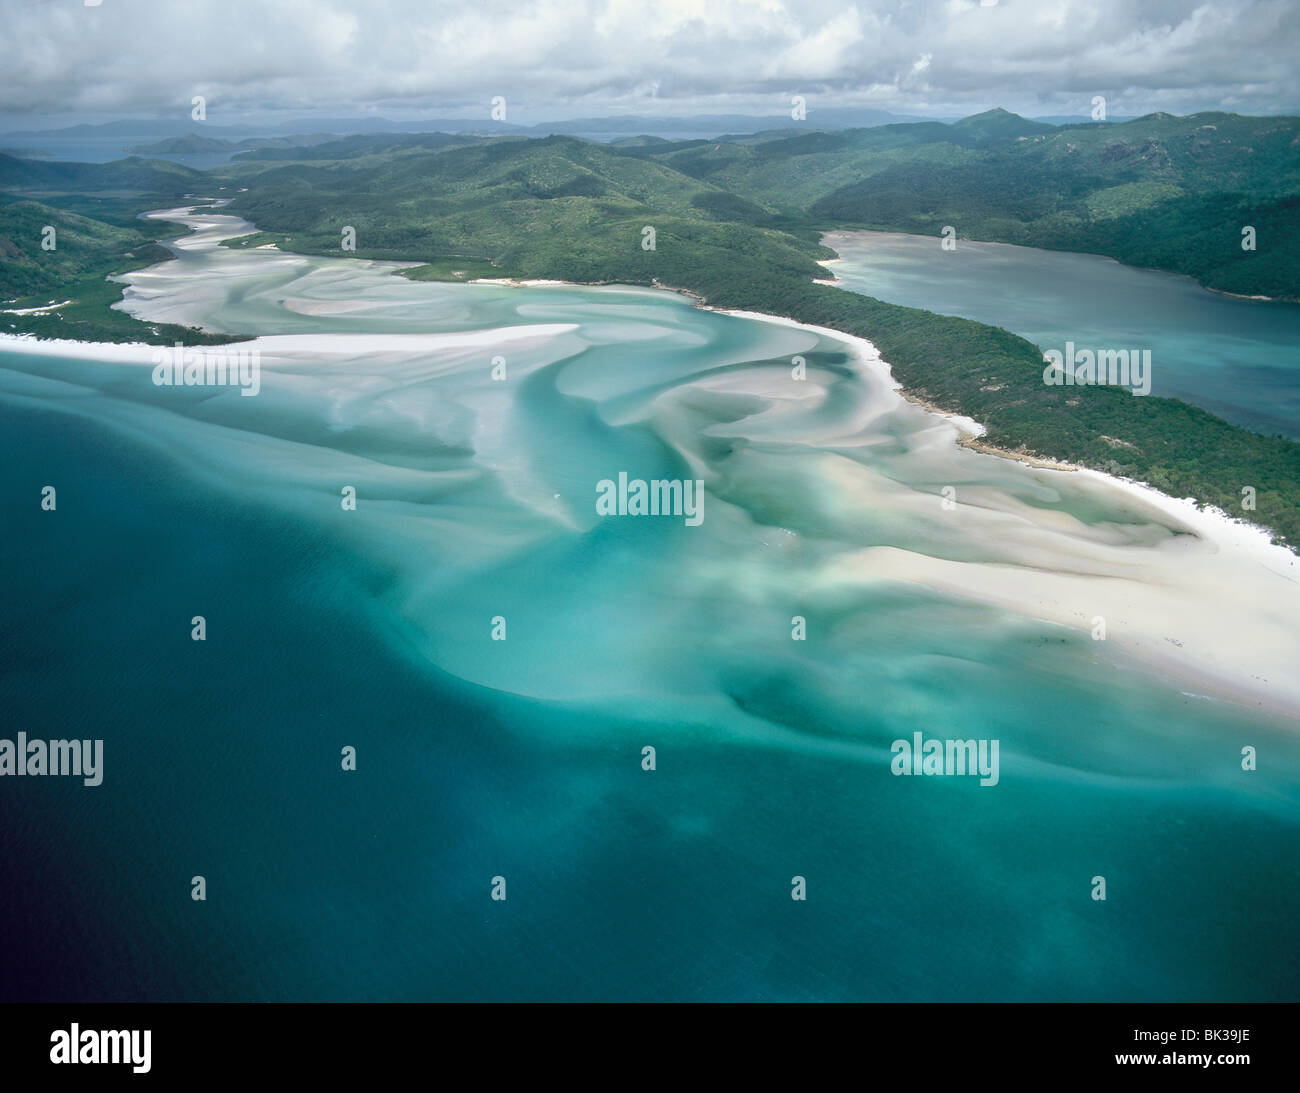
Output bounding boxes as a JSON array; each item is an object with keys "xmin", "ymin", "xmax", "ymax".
[
  {"xmin": 630, "ymin": 109, "xmax": 1300, "ymax": 298},
  {"xmin": 0, "ymin": 153, "xmax": 238, "ymax": 343},
  {"xmin": 204, "ymin": 126, "xmax": 1300, "ymax": 546},
  {"xmin": 2, "ymin": 111, "xmax": 1297, "ymax": 544}
]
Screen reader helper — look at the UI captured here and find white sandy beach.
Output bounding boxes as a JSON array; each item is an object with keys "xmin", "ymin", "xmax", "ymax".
[
  {"xmin": 0, "ymin": 325, "xmax": 575, "ymax": 363},
  {"xmin": 1, "ymin": 300, "xmax": 71, "ymax": 316},
  {"xmin": 4, "ymin": 252, "xmax": 1298, "ymax": 720},
  {"xmin": 704, "ymin": 307, "xmax": 1300, "ymax": 719}
]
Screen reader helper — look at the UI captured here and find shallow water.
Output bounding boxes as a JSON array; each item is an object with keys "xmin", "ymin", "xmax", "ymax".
[{"xmin": 825, "ymin": 229, "xmax": 1300, "ymax": 439}]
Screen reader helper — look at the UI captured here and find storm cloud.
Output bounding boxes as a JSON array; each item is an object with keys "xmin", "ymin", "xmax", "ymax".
[{"xmin": 1, "ymin": 0, "xmax": 1295, "ymax": 122}]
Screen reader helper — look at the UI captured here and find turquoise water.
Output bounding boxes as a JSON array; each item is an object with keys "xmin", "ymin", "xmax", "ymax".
[
  {"xmin": 1, "ymin": 210, "xmax": 1298, "ymax": 1001},
  {"xmin": 825, "ymin": 230, "xmax": 1300, "ymax": 439}
]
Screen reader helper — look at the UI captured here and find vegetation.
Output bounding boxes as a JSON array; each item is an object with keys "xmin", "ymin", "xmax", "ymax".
[
  {"xmin": 0, "ymin": 151, "xmax": 207, "ymax": 197},
  {"xmin": 0, "ymin": 111, "xmax": 1297, "ymax": 543},
  {"xmin": 398, "ymin": 257, "xmax": 518, "ymax": 281},
  {"xmin": 629, "ymin": 109, "xmax": 1300, "ymax": 299},
  {"xmin": 0, "ymin": 155, "xmax": 244, "ymax": 343},
  {"xmin": 126, "ymin": 134, "xmax": 238, "ymax": 155},
  {"xmin": 219, "ymin": 230, "xmax": 291, "ymax": 250},
  {"xmin": 703, "ymin": 274, "xmax": 1300, "ymax": 546},
  {"xmin": 231, "ymin": 132, "xmax": 482, "ymax": 162},
  {"xmin": 1, "ymin": 252, "xmax": 235, "ymax": 345},
  {"xmin": 206, "ymin": 125, "xmax": 1300, "ymax": 545}
]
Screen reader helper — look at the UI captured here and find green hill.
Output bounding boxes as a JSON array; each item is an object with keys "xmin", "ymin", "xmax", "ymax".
[
  {"xmin": 127, "ymin": 134, "xmax": 239, "ymax": 155},
  {"xmin": 2, "ymin": 116, "xmax": 1298, "ymax": 546},
  {"xmin": 0, "ymin": 201, "xmax": 152, "ymax": 297},
  {"xmin": 231, "ymin": 132, "xmax": 482, "ymax": 162},
  {"xmin": 214, "ymin": 134, "xmax": 830, "ymax": 283},
  {"xmin": 629, "ymin": 110, "xmax": 1300, "ymax": 298},
  {"xmin": 205, "ymin": 127, "xmax": 1300, "ymax": 547},
  {"xmin": 0, "ymin": 152, "xmax": 207, "ymax": 197},
  {"xmin": 947, "ymin": 107, "xmax": 1057, "ymax": 146},
  {"xmin": 0, "ymin": 197, "xmax": 239, "ymax": 344}
]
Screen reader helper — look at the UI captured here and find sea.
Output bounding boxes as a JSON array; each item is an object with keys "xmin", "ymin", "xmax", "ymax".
[{"xmin": 1, "ymin": 209, "xmax": 1297, "ymax": 1001}]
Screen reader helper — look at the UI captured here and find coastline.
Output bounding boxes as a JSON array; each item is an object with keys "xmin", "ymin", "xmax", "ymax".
[
  {"xmin": 1204, "ymin": 284, "xmax": 1297, "ymax": 304},
  {"xmin": 1, "ymin": 276, "xmax": 1290, "ymax": 563},
  {"xmin": 702, "ymin": 306, "xmax": 1292, "ymax": 556},
  {"xmin": 697, "ymin": 306, "xmax": 1300, "ymax": 718},
  {"xmin": 4, "ymin": 286, "xmax": 1300, "ymax": 718},
  {"xmin": 813, "ymin": 256, "xmax": 844, "ymax": 286},
  {"xmin": 821, "ymin": 227, "xmax": 1299, "ymax": 304},
  {"xmin": 0, "ymin": 326, "xmax": 577, "ymax": 363}
]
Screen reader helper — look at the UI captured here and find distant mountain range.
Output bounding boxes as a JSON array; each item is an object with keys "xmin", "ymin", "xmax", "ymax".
[
  {"xmin": 92, "ymin": 106, "xmax": 1281, "ymax": 303},
  {"xmin": 3, "ymin": 108, "xmax": 1146, "ymax": 149},
  {"xmin": 124, "ymin": 133, "xmax": 346, "ymax": 156}
]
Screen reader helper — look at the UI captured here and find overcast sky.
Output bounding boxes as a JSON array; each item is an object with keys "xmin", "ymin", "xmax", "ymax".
[{"xmin": 1, "ymin": 0, "xmax": 1296, "ymax": 125}]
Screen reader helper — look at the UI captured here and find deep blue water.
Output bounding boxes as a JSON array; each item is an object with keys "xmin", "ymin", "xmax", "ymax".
[{"xmin": 3, "ymin": 394, "xmax": 1298, "ymax": 1001}]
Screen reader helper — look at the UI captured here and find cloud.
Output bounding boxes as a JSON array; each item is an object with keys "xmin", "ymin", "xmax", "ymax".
[{"xmin": 0, "ymin": 0, "xmax": 1295, "ymax": 119}]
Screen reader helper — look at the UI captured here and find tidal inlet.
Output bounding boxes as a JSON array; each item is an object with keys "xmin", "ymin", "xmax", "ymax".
[{"xmin": 2, "ymin": 205, "xmax": 1298, "ymax": 1003}]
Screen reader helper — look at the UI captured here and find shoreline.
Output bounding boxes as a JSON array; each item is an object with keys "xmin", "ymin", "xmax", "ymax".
[
  {"xmin": 485, "ymin": 289, "xmax": 1300, "ymax": 717},
  {"xmin": 697, "ymin": 307, "xmax": 1300, "ymax": 718},
  {"xmin": 687, "ymin": 304, "xmax": 1294, "ymax": 558},
  {"xmin": 700, "ymin": 306, "xmax": 1292, "ymax": 555},
  {"xmin": 3, "ymin": 274, "xmax": 1299, "ymax": 718},
  {"xmin": 1, "ymin": 268, "xmax": 1292, "ymax": 560},
  {"xmin": 821, "ymin": 227, "xmax": 1299, "ymax": 304},
  {"xmin": 1203, "ymin": 284, "xmax": 1297, "ymax": 304},
  {"xmin": 702, "ymin": 302, "xmax": 1289, "ymax": 540}
]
